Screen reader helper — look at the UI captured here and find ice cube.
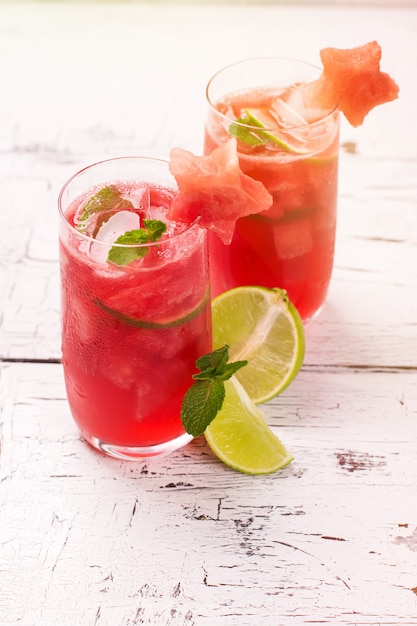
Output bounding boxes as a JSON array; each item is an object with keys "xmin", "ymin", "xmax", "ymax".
[
  {"xmin": 146, "ymin": 205, "xmax": 166, "ymax": 223},
  {"xmin": 95, "ymin": 210, "xmax": 141, "ymax": 243},
  {"xmin": 271, "ymin": 94, "xmax": 308, "ymax": 129},
  {"xmin": 272, "ymin": 218, "xmax": 313, "ymax": 260},
  {"xmin": 127, "ymin": 184, "xmax": 150, "ymax": 212},
  {"xmin": 99, "ymin": 353, "xmax": 137, "ymax": 389},
  {"xmin": 270, "ymin": 88, "xmax": 332, "ymax": 151},
  {"xmin": 89, "ymin": 210, "xmax": 141, "ymax": 264}
]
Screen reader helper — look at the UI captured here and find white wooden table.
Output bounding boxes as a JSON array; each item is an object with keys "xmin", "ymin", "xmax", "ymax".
[{"xmin": 1, "ymin": 3, "xmax": 416, "ymax": 624}]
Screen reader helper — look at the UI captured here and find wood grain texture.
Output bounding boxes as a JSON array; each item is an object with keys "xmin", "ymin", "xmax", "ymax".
[
  {"xmin": 0, "ymin": 3, "xmax": 416, "ymax": 625},
  {"xmin": 1, "ymin": 362, "xmax": 416, "ymax": 624}
]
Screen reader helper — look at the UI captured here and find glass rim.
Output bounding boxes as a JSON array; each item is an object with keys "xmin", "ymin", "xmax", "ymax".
[
  {"xmin": 58, "ymin": 155, "xmax": 200, "ymax": 249},
  {"xmin": 205, "ymin": 55, "xmax": 338, "ymax": 132}
]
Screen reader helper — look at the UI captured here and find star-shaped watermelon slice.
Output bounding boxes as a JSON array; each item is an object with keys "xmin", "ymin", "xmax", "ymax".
[
  {"xmin": 303, "ymin": 41, "xmax": 399, "ymax": 127},
  {"xmin": 169, "ymin": 139, "xmax": 273, "ymax": 244}
]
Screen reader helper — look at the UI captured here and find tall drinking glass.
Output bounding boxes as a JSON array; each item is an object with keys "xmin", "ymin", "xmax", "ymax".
[
  {"xmin": 205, "ymin": 57, "xmax": 340, "ymax": 322},
  {"xmin": 59, "ymin": 157, "xmax": 212, "ymax": 460}
]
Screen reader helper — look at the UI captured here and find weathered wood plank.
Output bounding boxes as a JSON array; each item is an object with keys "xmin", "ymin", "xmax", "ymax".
[{"xmin": 1, "ymin": 362, "xmax": 416, "ymax": 624}]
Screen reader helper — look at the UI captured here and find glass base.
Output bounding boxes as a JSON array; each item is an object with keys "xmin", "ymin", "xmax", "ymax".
[
  {"xmin": 82, "ymin": 431, "xmax": 194, "ymax": 461},
  {"xmin": 302, "ymin": 302, "xmax": 325, "ymax": 325}
]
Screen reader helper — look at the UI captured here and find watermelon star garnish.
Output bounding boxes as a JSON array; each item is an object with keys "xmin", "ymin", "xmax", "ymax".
[
  {"xmin": 303, "ymin": 41, "xmax": 399, "ymax": 127},
  {"xmin": 168, "ymin": 139, "xmax": 273, "ymax": 244}
]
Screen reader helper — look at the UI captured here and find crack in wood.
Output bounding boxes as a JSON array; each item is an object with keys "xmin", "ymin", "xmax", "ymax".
[
  {"xmin": 202, "ymin": 566, "xmax": 218, "ymax": 588},
  {"xmin": 273, "ymin": 539, "xmax": 352, "ymax": 590},
  {"xmin": 0, "ymin": 357, "xmax": 62, "ymax": 364},
  {"xmin": 183, "ymin": 497, "xmax": 223, "ymax": 522},
  {"xmin": 126, "ymin": 607, "xmax": 144, "ymax": 625},
  {"xmin": 128, "ymin": 499, "xmax": 139, "ymax": 528},
  {"xmin": 321, "ymin": 535, "xmax": 346, "ymax": 542},
  {"xmin": 172, "ymin": 582, "xmax": 181, "ymax": 598},
  {"xmin": 335, "ymin": 450, "xmax": 386, "ymax": 472},
  {"xmin": 161, "ymin": 482, "xmax": 194, "ymax": 489},
  {"xmin": 303, "ymin": 363, "xmax": 417, "ymax": 373},
  {"xmin": 356, "ymin": 235, "xmax": 407, "ymax": 244}
]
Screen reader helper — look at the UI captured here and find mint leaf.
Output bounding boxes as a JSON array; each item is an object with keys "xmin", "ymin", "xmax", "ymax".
[
  {"xmin": 78, "ymin": 185, "xmax": 133, "ymax": 230},
  {"xmin": 193, "ymin": 346, "xmax": 229, "ymax": 379},
  {"xmin": 107, "ymin": 219, "xmax": 167, "ymax": 266},
  {"xmin": 181, "ymin": 345, "xmax": 248, "ymax": 437},
  {"xmin": 142, "ymin": 219, "xmax": 167, "ymax": 242},
  {"xmin": 181, "ymin": 379, "xmax": 225, "ymax": 439}
]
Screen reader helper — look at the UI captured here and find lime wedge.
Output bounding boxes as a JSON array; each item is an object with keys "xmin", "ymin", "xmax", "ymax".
[
  {"xmin": 212, "ymin": 286, "xmax": 304, "ymax": 404},
  {"xmin": 205, "ymin": 377, "xmax": 293, "ymax": 474}
]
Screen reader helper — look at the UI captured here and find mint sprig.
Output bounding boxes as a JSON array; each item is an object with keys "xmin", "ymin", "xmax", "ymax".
[
  {"xmin": 181, "ymin": 345, "xmax": 248, "ymax": 437},
  {"xmin": 77, "ymin": 185, "xmax": 134, "ymax": 230},
  {"xmin": 107, "ymin": 219, "xmax": 167, "ymax": 266}
]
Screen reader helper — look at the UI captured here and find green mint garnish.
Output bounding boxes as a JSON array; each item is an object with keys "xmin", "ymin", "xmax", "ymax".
[
  {"xmin": 77, "ymin": 185, "xmax": 134, "ymax": 230},
  {"xmin": 107, "ymin": 219, "xmax": 167, "ymax": 266},
  {"xmin": 181, "ymin": 345, "xmax": 248, "ymax": 437}
]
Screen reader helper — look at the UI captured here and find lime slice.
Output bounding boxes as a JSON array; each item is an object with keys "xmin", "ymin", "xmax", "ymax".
[
  {"xmin": 94, "ymin": 286, "xmax": 210, "ymax": 330},
  {"xmin": 212, "ymin": 286, "xmax": 304, "ymax": 404},
  {"xmin": 205, "ymin": 377, "xmax": 293, "ymax": 474},
  {"xmin": 244, "ymin": 108, "xmax": 310, "ymax": 154},
  {"xmin": 245, "ymin": 108, "xmax": 291, "ymax": 148},
  {"xmin": 229, "ymin": 108, "xmax": 293, "ymax": 149}
]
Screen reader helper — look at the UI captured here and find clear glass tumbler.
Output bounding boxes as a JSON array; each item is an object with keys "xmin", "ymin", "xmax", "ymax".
[
  {"xmin": 205, "ymin": 57, "xmax": 340, "ymax": 322},
  {"xmin": 58, "ymin": 156, "xmax": 212, "ymax": 460}
]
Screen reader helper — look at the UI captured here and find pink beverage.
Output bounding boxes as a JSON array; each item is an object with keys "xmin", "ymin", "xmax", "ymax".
[
  {"xmin": 58, "ymin": 157, "xmax": 212, "ymax": 460},
  {"xmin": 205, "ymin": 58, "xmax": 340, "ymax": 322}
]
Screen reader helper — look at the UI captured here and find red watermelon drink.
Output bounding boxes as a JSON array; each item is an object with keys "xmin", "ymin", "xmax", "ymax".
[
  {"xmin": 58, "ymin": 157, "xmax": 211, "ymax": 460},
  {"xmin": 205, "ymin": 57, "xmax": 340, "ymax": 322},
  {"xmin": 204, "ymin": 46, "xmax": 398, "ymax": 322}
]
